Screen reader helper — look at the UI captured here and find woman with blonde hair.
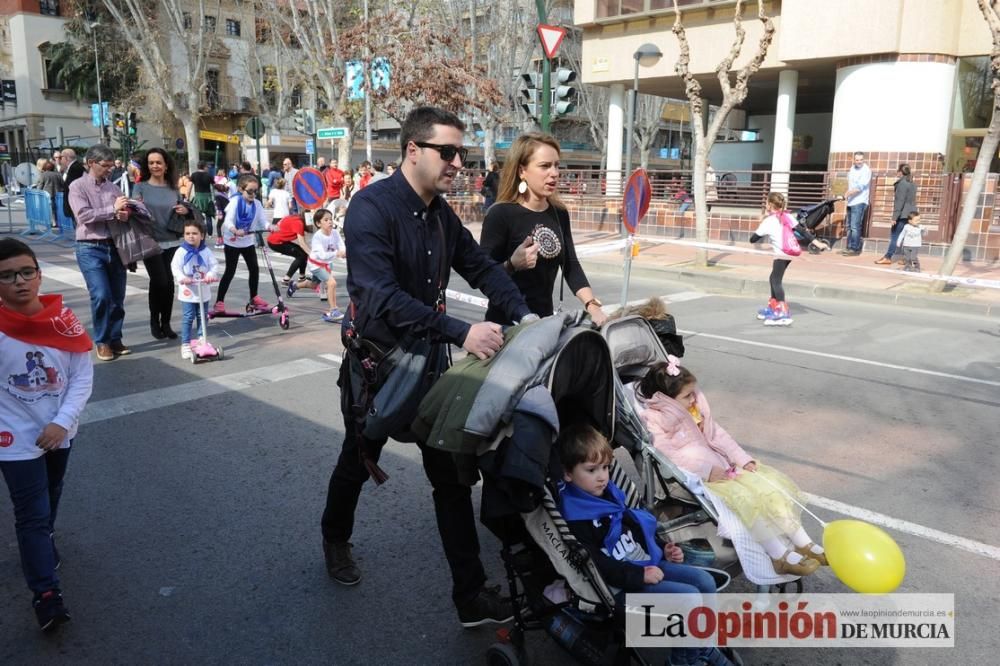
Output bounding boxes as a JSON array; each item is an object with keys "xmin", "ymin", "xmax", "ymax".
[{"xmin": 479, "ymin": 132, "xmax": 605, "ymax": 326}]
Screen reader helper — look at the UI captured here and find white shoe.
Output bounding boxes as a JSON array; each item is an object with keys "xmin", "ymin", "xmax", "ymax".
[{"xmin": 181, "ymin": 344, "xmax": 192, "ymax": 359}]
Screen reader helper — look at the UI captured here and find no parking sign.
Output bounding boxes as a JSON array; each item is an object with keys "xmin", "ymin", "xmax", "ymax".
[{"xmin": 292, "ymin": 167, "xmax": 326, "ymax": 211}]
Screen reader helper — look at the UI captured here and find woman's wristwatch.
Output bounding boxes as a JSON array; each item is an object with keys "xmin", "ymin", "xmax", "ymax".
[{"xmin": 584, "ymin": 298, "xmax": 603, "ymax": 310}]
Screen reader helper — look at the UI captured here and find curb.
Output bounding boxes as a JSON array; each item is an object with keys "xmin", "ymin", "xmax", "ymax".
[{"xmin": 581, "ymin": 258, "xmax": 1000, "ymax": 318}]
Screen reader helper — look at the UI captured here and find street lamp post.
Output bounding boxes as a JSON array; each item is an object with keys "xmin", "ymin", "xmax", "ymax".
[
  {"xmin": 87, "ymin": 22, "xmax": 108, "ymax": 144},
  {"xmin": 624, "ymin": 43, "xmax": 663, "ymax": 178}
]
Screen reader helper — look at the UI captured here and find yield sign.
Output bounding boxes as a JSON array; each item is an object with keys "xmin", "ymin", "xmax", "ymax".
[{"xmin": 537, "ymin": 24, "xmax": 567, "ymax": 59}]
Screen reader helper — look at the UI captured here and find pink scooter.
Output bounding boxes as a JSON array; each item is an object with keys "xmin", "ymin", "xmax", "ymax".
[{"xmin": 190, "ymin": 275, "xmax": 224, "ymax": 364}]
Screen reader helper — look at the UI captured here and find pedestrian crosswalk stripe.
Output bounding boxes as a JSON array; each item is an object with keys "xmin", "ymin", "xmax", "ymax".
[
  {"xmin": 39, "ymin": 260, "xmax": 147, "ymax": 295},
  {"xmin": 80, "ymin": 357, "xmax": 336, "ymax": 425}
]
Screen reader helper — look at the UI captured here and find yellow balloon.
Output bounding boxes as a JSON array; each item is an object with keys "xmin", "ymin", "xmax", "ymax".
[{"xmin": 823, "ymin": 520, "xmax": 906, "ymax": 594}]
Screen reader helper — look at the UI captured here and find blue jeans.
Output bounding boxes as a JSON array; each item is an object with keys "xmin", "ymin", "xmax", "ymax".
[
  {"xmin": 884, "ymin": 217, "xmax": 907, "ymax": 259},
  {"xmin": 181, "ymin": 301, "xmax": 208, "ymax": 344},
  {"xmin": 0, "ymin": 448, "xmax": 71, "ymax": 595},
  {"xmin": 618, "ymin": 560, "xmax": 717, "ymax": 664},
  {"xmin": 75, "ymin": 241, "xmax": 127, "ymax": 344},
  {"xmin": 845, "ymin": 203, "xmax": 868, "ymax": 252}
]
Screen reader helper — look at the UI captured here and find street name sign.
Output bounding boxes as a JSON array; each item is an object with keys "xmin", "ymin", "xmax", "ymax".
[{"xmin": 317, "ymin": 127, "xmax": 349, "ymax": 140}]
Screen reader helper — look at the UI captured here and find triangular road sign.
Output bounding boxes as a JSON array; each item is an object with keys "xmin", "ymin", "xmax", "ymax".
[{"xmin": 537, "ymin": 24, "xmax": 567, "ymax": 59}]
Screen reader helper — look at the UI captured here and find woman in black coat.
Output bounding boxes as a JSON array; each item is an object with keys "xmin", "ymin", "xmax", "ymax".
[{"xmin": 876, "ymin": 164, "xmax": 916, "ymax": 265}]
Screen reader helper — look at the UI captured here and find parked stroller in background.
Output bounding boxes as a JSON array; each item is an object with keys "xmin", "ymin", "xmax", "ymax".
[{"xmin": 793, "ymin": 196, "xmax": 844, "ymax": 253}]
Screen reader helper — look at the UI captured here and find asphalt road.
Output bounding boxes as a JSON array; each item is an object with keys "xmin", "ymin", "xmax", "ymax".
[{"xmin": 1, "ymin": 238, "xmax": 997, "ymax": 665}]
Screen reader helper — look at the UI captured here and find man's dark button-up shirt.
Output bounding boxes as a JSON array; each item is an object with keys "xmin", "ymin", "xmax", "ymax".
[{"xmin": 343, "ymin": 169, "xmax": 530, "ymax": 348}]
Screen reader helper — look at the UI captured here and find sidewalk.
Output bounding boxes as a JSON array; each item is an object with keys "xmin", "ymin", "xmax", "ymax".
[{"xmin": 465, "ymin": 223, "xmax": 1000, "ymax": 317}]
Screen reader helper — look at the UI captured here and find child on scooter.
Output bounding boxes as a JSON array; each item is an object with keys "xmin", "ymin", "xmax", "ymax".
[
  {"xmin": 171, "ymin": 219, "xmax": 219, "ymax": 360},
  {"xmin": 215, "ymin": 175, "xmax": 268, "ymax": 315},
  {"xmin": 637, "ymin": 358, "xmax": 827, "ymax": 578}
]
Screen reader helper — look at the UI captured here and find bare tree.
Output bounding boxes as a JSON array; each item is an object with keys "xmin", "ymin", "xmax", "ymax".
[
  {"xmin": 234, "ymin": 11, "xmax": 305, "ymax": 133},
  {"xmin": 933, "ymin": 0, "xmax": 1000, "ymax": 290},
  {"xmin": 632, "ymin": 93, "xmax": 667, "ymax": 170},
  {"xmin": 101, "ymin": 0, "xmax": 222, "ymax": 173},
  {"xmin": 673, "ymin": 0, "xmax": 775, "ymax": 266}
]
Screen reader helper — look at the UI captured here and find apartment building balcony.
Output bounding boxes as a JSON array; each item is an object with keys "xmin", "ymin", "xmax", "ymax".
[{"xmin": 201, "ymin": 90, "xmax": 253, "ymax": 115}]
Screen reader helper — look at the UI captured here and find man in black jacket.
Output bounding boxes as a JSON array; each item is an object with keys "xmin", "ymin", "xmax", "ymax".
[
  {"xmin": 60, "ymin": 149, "xmax": 85, "ymax": 221},
  {"xmin": 320, "ymin": 106, "xmax": 533, "ymax": 628}
]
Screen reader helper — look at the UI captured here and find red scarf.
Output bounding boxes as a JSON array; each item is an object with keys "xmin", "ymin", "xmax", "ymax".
[{"xmin": 0, "ymin": 294, "xmax": 93, "ymax": 353}]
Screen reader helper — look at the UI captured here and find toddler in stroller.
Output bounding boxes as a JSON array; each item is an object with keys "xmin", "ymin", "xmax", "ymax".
[
  {"xmin": 558, "ymin": 424, "xmax": 734, "ymax": 666},
  {"xmin": 636, "ymin": 359, "xmax": 827, "ymax": 577}
]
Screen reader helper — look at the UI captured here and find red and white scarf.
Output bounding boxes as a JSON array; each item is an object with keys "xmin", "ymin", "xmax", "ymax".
[{"xmin": 0, "ymin": 294, "xmax": 93, "ymax": 353}]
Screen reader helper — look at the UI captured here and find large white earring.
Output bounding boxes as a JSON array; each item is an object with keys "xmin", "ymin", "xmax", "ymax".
[{"xmin": 517, "ymin": 179, "xmax": 528, "ymax": 195}]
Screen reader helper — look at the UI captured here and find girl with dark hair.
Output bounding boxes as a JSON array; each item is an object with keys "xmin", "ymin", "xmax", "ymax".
[
  {"xmin": 876, "ymin": 164, "xmax": 917, "ymax": 265},
  {"xmin": 134, "ymin": 147, "xmax": 192, "ymax": 339},
  {"xmin": 637, "ymin": 357, "xmax": 826, "ymax": 578},
  {"xmin": 214, "ymin": 174, "xmax": 270, "ymax": 314}
]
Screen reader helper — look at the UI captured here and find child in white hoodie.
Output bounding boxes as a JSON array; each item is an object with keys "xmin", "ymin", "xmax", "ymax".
[
  {"xmin": 170, "ymin": 219, "xmax": 219, "ymax": 359},
  {"xmin": 896, "ymin": 212, "xmax": 924, "ymax": 272}
]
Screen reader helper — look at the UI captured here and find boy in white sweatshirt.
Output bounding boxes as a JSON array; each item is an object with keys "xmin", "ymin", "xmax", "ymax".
[
  {"xmin": 0, "ymin": 238, "xmax": 93, "ymax": 632},
  {"xmin": 896, "ymin": 212, "xmax": 924, "ymax": 272}
]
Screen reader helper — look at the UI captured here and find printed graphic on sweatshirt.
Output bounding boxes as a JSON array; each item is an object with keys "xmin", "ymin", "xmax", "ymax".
[{"xmin": 4, "ymin": 350, "xmax": 65, "ymax": 404}]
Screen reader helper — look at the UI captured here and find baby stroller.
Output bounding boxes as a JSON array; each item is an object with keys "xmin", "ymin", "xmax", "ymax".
[
  {"xmin": 793, "ymin": 196, "xmax": 843, "ymax": 253},
  {"xmin": 469, "ymin": 319, "xmax": 738, "ymax": 666},
  {"xmin": 602, "ymin": 316, "xmax": 807, "ymax": 596}
]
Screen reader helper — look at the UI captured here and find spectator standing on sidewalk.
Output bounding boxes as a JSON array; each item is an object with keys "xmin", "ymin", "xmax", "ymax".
[
  {"xmin": 36, "ymin": 161, "xmax": 62, "ymax": 228},
  {"xmin": 841, "ymin": 151, "xmax": 871, "ymax": 256},
  {"xmin": 320, "ymin": 106, "xmax": 533, "ymax": 629},
  {"xmin": 324, "ymin": 158, "xmax": 345, "ymax": 202},
  {"xmin": 368, "ymin": 159, "xmax": 389, "ymax": 184},
  {"xmin": 68, "ymin": 145, "xmax": 133, "ymax": 361},
  {"xmin": 876, "ymin": 164, "xmax": 917, "ymax": 265},
  {"xmin": 189, "ymin": 162, "xmax": 216, "ymax": 236},
  {"xmin": 897, "ymin": 212, "xmax": 924, "ymax": 272}
]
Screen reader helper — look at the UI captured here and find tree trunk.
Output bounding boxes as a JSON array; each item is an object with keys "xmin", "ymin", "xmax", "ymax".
[
  {"xmin": 931, "ymin": 101, "xmax": 1000, "ymax": 291},
  {"xmin": 691, "ymin": 139, "xmax": 709, "ymax": 267},
  {"xmin": 181, "ymin": 113, "xmax": 200, "ymax": 175},
  {"xmin": 484, "ymin": 124, "xmax": 495, "ymax": 166}
]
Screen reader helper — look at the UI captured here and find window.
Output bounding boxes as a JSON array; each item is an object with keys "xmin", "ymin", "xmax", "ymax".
[
  {"xmin": 262, "ymin": 66, "xmax": 277, "ymax": 109},
  {"xmin": 183, "ymin": 13, "xmax": 191, "ymax": 29},
  {"xmin": 255, "ymin": 19, "xmax": 270, "ymax": 44},
  {"xmin": 43, "ymin": 58, "xmax": 64, "ymax": 90},
  {"xmin": 39, "ymin": 0, "xmax": 59, "ymax": 16},
  {"xmin": 290, "ymin": 86, "xmax": 302, "ymax": 109},
  {"xmin": 226, "ymin": 19, "xmax": 241, "ymax": 36},
  {"xmin": 204, "ymin": 16, "xmax": 216, "ymax": 33},
  {"xmin": 316, "ymin": 87, "xmax": 328, "ymax": 111},
  {"xmin": 205, "ymin": 69, "xmax": 220, "ymax": 109}
]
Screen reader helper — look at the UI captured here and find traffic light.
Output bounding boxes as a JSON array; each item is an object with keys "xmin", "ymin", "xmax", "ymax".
[
  {"xmin": 553, "ymin": 68, "xmax": 577, "ymax": 116},
  {"xmin": 293, "ymin": 109, "xmax": 315, "ymax": 135},
  {"xmin": 520, "ymin": 73, "xmax": 539, "ymax": 121},
  {"xmin": 113, "ymin": 113, "xmax": 125, "ymax": 132},
  {"xmin": 127, "ymin": 112, "xmax": 138, "ymax": 136}
]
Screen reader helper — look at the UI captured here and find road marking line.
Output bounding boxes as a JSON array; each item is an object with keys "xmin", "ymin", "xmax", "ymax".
[
  {"xmin": 680, "ymin": 329, "xmax": 1000, "ymax": 389},
  {"xmin": 80, "ymin": 357, "xmax": 334, "ymax": 425},
  {"xmin": 444, "ymin": 290, "xmax": 706, "ymax": 312},
  {"xmin": 39, "ymin": 260, "xmax": 147, "ymax": 295},
  {"xmin": 805, "ymin": 493, "xmax": 1000, "ymax": 561},
  {"xmin": 318, "ymin": 353, "xmax": 343, "ymax": 365}
]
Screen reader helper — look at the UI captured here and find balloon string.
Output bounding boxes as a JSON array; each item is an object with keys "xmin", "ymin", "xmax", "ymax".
[{"xmin": 750, "ymin": 468, "xmax": 828, "ymax": 528}]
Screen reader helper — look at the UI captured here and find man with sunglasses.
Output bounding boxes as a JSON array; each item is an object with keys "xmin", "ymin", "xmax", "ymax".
[
  {"xmin": 67, "ymin": 145, "xmax": 133, "ymax": 361},
  {"xmin": 321, "ymin": 106, "xmax": 533, "ymax": 628}
]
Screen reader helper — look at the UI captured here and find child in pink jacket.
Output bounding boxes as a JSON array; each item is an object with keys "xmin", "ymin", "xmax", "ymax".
[{"xmin": 637, "ymin": 357, "xmax": 826, "ymax": 577}]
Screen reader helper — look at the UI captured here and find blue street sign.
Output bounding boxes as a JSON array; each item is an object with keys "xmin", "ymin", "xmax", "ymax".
[
  {"xmin": 622, "ymin": 168, "xmax": 651, "ymax": 234},
  {"xmin": 291, "ymin": 167, "xmax": 326, "ymax": 211},
  {"xmin": 91, "ymin": 102, "xmax": 109, "ymax": 127},
  {"xmin": 305, "ymin": 139, "xmax": 315, "ymax": 155}
]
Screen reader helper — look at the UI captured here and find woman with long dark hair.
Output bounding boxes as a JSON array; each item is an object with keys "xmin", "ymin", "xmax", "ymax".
[
  {"xmin": 875, "ymin": 164, "xmax": 917, "ymax": 265},
  {"xmin": 134, "ymin": 148, "xmax": 192, "ymax": 339},
  {"xmin": 479, "ymin": 133, "xmax": 605, "ymax": 326}
]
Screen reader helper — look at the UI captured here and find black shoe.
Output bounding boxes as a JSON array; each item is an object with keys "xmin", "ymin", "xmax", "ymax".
[
  {"xmin": 457, "ymin": 585, "xmax": 513, "ymax": 628},
  {"xmin": 150, "ymin": 316, "xmax": 167, "ymax": 340},
  {"xmin": 109, "ymin": 340, "xmax": 131, "ymax": 356},
  {"xmin": 323, "ymin": 540, "xmax": 361, "ymax": 586},
  {"xmin": 33, "ymin": 589, "xmax": 71, "ymax": 632},
  {"xmin": 161, "ymin": 323, "xmax": 178, "ymax": 339}
]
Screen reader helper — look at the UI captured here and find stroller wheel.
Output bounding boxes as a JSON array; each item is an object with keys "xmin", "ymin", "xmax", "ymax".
[
  {"xmin": 485, "ymin": 642, "xmax": 522, "ymax": 666},
  {"xmin": 279, "ymin": 313, "xmax": 290, "ymax": 330}
]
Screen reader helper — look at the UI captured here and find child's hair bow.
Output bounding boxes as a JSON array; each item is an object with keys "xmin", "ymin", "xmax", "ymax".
[{"xmin": 665, "ymin": 354, "xmax": 681, "ymax": 377}]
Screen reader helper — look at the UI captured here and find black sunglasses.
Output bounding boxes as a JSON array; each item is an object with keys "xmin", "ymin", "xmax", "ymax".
[{"xmin": 414, "ymin": 142, "xmax": 468, "ymax": 164}]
